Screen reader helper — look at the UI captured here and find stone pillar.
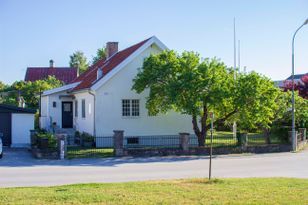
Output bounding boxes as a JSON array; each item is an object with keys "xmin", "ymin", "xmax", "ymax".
[
  {"xmin": 299, "ymin": 128, "xmax": 307, "ymax": 141},
  {"xmin": 56, "ymin": 134, "xmax": 67, "ymax": 159},
  {"xmin": 241, "ymin": 133, "xmax": 248, "ymax": 149},
  {"xmin": 113, "ymin": 130, "xmax": 124, "ymax": 157},
  {"xmin": 30, "ymin": 130, "xmax": 38, "ymax": 147},
  {"xmin": 179, "ymin": 133, "xmax": 190, "ymax": 151},
  {"xmin": 288, "ymin": 131, "xmax": 298, "ymax": 151}
]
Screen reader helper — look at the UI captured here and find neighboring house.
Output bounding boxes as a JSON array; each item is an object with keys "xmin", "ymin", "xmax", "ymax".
[
  {"xmin": 25, "ymin": 60, "xmax": 77, "ymax": 84},
  {"xmin": 40, "ymin": 36, "xmax": 193, "ymax": 141},
  {"xmin": 274, "ymin": 73, "xmax": 307, "ymax": 88},
  {"xmin": 0, "ymin": 104, "xmax": 35, "ymax": 147}
]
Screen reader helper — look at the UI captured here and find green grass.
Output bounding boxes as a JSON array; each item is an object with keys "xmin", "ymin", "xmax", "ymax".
[
  {"xmin": 206, "ymin": 131, "xmax": 284, "ymax": 147},
  {"xmin": 0, "ymin": 178, "xmax": 307, "ymax": 205},
  {"xmin": 67, "ymin": 147, "xmax": 114, "ymax": 159},
  {"xmin": 66, "ymin": 132, "xmax": 284, "ymax": 159}
]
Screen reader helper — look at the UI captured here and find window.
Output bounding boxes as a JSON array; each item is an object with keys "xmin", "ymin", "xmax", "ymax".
[
  {"xmin": 122, "ymin": 99, "xmax": 140, "ymax": 117},
  {"xmin": 127, "ymin": 137, "xmax": 139, "ymax": 144},
  {"xmin": 75, "ymin": 100, "xmax": 78, "ymax": 117},
  {"xmin": 122, "ymin": 99, "xmax": 130, "ymax": 116},
  {"xmin": 132, "ymin": 100, "xmax": 139, "ymax": 116},
  {"xmin": 52, "ymin": 102, "xmax": 56, "ymax": 107},
  {"xmin": 82, "ymin": 99, "xmax": 86, "ymax": 118}
]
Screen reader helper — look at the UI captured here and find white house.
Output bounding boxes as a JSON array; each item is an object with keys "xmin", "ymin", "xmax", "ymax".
[{"xmin": 40, "ymin": 36, "xmax": 194, "ymax": 143}]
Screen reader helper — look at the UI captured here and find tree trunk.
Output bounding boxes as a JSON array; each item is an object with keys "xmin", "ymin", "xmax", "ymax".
[
  {"xmin": 192, "ymin": 104, "xmax": 208, "ymax": 147},
  {"xmin": 263, "ymin": 128, "xmax": 271, "ymax": 144}
]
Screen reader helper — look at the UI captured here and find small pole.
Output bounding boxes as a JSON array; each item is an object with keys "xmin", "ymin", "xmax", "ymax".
[{"xmin": 209, "ymin": 112, "xmax": 214, "ymax": 180}]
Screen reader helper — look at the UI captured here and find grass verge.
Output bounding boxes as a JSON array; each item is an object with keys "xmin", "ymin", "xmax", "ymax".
[
  {"xmin": 0, "ymin": 178, "xmax": 307, "ymax": 205},
  {"xmin": 66, "ymin": 147, "xmax": 113, "ymax": 159}
]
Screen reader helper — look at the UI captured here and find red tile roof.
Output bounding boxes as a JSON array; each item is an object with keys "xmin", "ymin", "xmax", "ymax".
[
  {"xmin": 25, "ymin": 67, "xmax": 77, "ymax": 84},
  {"xmin": 71, "ymin": 37, "xmax": 151, "ymax": 92}
]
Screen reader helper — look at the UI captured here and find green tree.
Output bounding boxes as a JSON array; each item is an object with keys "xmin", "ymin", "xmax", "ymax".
[
  {"xmin": 92, "ymin": 47, "xmax": 106, "ymax": 65},
  {"xmin": 69, "ymin": 51, "xmax": 89, "ymax": 74},
  {"xmin": 3, "ymin": 76, "xmax": 63, "ymax": 108},
  {"xmin": 0, "ymin": 81, "xmax": 6, "ymax": 91},
  {"xmin": 132, "ymin": 50, "xmax": 280, "ymax": 146}
]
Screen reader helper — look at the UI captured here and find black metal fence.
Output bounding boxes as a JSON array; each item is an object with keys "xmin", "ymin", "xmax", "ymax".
[
  {"xmin": 65, "ymin": 132, "xmax": 288, "ymax": 159},
  {"xmin": 66, "ymin": 136, "xmax": 114, "ymax": 159}
]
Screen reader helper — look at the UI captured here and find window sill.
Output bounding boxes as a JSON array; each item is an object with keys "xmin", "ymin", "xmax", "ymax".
[{"xmin": 122, "ymin": 116, "xmax": 140, "ymax": 119}]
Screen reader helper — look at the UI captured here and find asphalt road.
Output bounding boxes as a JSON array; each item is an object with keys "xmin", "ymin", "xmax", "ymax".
[{"xmin": 0, "ymin": 148, "xmax": 307, "ymax": 187}]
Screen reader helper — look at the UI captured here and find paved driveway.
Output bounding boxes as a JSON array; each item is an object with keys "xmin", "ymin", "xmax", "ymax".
[{"xmin": 0, "ymin": 148, "xmax": 307, "ymax": 187}]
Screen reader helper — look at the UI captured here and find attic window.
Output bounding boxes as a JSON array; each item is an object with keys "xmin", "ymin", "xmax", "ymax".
[
  {"xmin": 97, "ymin": 68, "xmax": 103, "ymax": 80},
  {"xmin": 52, "ymin": 102, "xmax": 56, "ymax": 107}
]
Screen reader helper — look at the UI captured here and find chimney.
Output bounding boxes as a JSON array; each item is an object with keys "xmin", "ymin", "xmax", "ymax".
[
  {"xmin": 106, "ymin": 42, "xmax": 118, "ymax": 59},
  {"xmin": 49, "ymin": 59, "xmax": 54, "ymax": 68}
]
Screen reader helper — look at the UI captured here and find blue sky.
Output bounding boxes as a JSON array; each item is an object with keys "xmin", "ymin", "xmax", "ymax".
[{"xmin": 0, "ymin": 0, "xmax": 307, "ymax": 84}]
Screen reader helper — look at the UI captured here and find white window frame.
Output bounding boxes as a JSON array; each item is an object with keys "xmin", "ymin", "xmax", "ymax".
[{"xmin": 122, "ymin": 99, "xmax": 140, "ymax": 118}]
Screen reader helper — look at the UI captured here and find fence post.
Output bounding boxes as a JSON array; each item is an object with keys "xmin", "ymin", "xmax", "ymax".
[
  {"xmin": 298, "ymin": 128, "xmax": 307, "ymax": 141},
  {"xmin": 113, "ymin": 130, "xmax": 124, "ymax": 157},
  {"xmin": 56, "ymin": 134, "xmax": 67, "ymax": 160},
  {"xmin": 241, "ymin": 133, "xmax": 248, "ymax": 149},
  {"xmin": 289, "ymin": 131, "xmax": 298, "ymax": 151},
  {"xmin": 179, "ymin": 133, "xmax": 190, "ymax": 151},
  {"xmin": 30, "ymin": 130, "xmax": 38, "ymax": 147}
]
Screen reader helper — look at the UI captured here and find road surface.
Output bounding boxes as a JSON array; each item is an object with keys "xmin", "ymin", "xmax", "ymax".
[{"xmin": 0, "ymin": 148, "xmax": 307, "ymax": 187}]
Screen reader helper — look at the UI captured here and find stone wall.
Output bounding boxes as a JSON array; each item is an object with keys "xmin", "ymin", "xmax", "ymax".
[{"xmin": 123, "ymin": 144, "xmax": 292, "ymax": 157}]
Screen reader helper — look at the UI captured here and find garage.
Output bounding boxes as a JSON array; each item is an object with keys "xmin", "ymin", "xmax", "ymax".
[{"xmin": 0, "ymin": 104, "xmax": 36, "ymax": 147}]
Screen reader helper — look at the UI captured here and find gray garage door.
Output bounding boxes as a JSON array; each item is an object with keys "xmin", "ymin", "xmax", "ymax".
[{"xmin": 0, "ymin": 113, "xmax": 12, "ymax": 146}]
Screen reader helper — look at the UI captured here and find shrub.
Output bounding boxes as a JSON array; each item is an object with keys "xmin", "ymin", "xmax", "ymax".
[
  {"xmin": 75, "ymin": 131, "xmax": 81, "ymax": 138},
  {"xmin": 36, "ymin": 132, "xmax": 57, "ymax": 149},
  {"xmin": 81, "ymin": 132, "xmax": 94, "ymax": 143},
  {"xmin": 270, "ymin": 126, "xmax": 290, "ymax": 143}
]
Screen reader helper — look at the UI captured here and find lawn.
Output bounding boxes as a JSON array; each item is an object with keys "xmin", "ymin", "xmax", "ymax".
[
  {"xmin": 0, "ymin": 178, "xmax": 307, "ymax": 205},
  {"xmin": 205, "ymin": 131, "xmax": 284, "ymax": 147},
  {"xmin": 66, "ymin": 147, "xmax": 114, "ymax": 159}
]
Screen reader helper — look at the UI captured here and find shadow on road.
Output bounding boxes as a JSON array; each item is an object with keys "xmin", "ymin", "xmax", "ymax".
[{"xmin": 0, "ymin": 148, "xmax": 211, "ymax": 168}]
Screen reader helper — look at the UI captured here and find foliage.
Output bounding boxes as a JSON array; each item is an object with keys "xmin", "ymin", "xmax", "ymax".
[
  {"xmin": 36, "ymin": 132, "xmax": 57, "ymax": 149},
  {"xmin": 234, "ymin": 72, "xmax": 281, "ymax": 132},
  {"xmin": 81, "ymin": 132, "xmax": 94, "ymax": 143},
  {"xmin": 0, "ymin": 178, "xmax": 307, "ymax": 204},
  {"xmin": 92, "ymin": 47, "xmax": 106, "ymax": 65},
  {"xmin": 272, "ymin": 91, "xmax": 308, "ymax": 130},
  {"xmin": 75, "ymin": 131, "xmax": 81, "ymax": 138},
  {"xmin": 2, "ymin": 76, "xmax": 63, "ymax": 109},
  {"xmin": 132, "ymin": 50, "xmax": 280, "ymax": 146},
  {"xmin": 283, "ymin": 74, "xmax": 308, "ymax": 99},
  {"xmin": 0, "ymin": 81, "xmax": 7, "ymax": 91},
  {"xmin": 69, "ymin": 51, "xmax": 89, "ymax": 74}
]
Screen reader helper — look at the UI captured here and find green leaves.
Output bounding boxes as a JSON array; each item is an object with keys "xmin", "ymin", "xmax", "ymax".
[
  {"xmin": 92, "ymin": 47, "xmax": 106, "ymax": 65},
  {"xmin": 132, "ymin": 50, "xmax": 287, "ymax": 145},
  {"xmin": 69, "ymin": 51, "xmax": 89, "ymax": 74},
  {"xmin": 3, "ymin": 76, "xmax": 63, "ymax": 109}
]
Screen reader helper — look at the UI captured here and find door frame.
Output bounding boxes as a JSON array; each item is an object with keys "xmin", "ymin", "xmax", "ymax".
[{"xmin": 61, "ymin": 101, "xmax": 73, "ymax": 128}]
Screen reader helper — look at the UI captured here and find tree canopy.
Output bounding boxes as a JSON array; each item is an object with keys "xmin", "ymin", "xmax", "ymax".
[
  {"xmin": 69, "ymin": 51, "xmax": 89, "ymax": 74},
  {"xmin": 1, "ymin": 76, "xmax": 63, "ymax": 109},
  {"xmin": 283, "ymin": 74, "xmax": 308, "ymax": 99},
  {"xmin": 92, "ymin": 47, "xmax": 106, "ymax": 65},
  {"xmin": 132, "ymin": 50, "xmax": 283, "ymax": 146}
]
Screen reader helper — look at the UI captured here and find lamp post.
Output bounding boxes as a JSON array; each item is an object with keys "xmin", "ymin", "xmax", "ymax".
[{"xmin": 291, "ymin": 18, "xmax": 308, "ymax": 151}]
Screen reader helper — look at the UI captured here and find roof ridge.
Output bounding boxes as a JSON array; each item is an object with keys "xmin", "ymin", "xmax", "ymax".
[{"xmin": 71, "ymin": 37, "xmax": 153, "ymax": 91}]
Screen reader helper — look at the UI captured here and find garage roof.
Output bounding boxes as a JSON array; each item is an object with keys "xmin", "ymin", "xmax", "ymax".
[{"xmin": 0, "ymin": 104, "xmax": 36, "ymax": 114}]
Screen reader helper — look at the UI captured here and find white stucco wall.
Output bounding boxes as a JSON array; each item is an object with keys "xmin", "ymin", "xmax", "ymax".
[
  {"xmin": 11, "ymin": 113, "xmax": 34, "ymax": 147},
  {"xmin": 94, "ymin": 44, "xmax": 194, "ymax": 137},
  {"xmin": 41, "ymin": 91, "xmax": 74, "ymax": 129},
  {"xmin": 73, "ymin": 92, "xmax": 94, "ymax": 135}
]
